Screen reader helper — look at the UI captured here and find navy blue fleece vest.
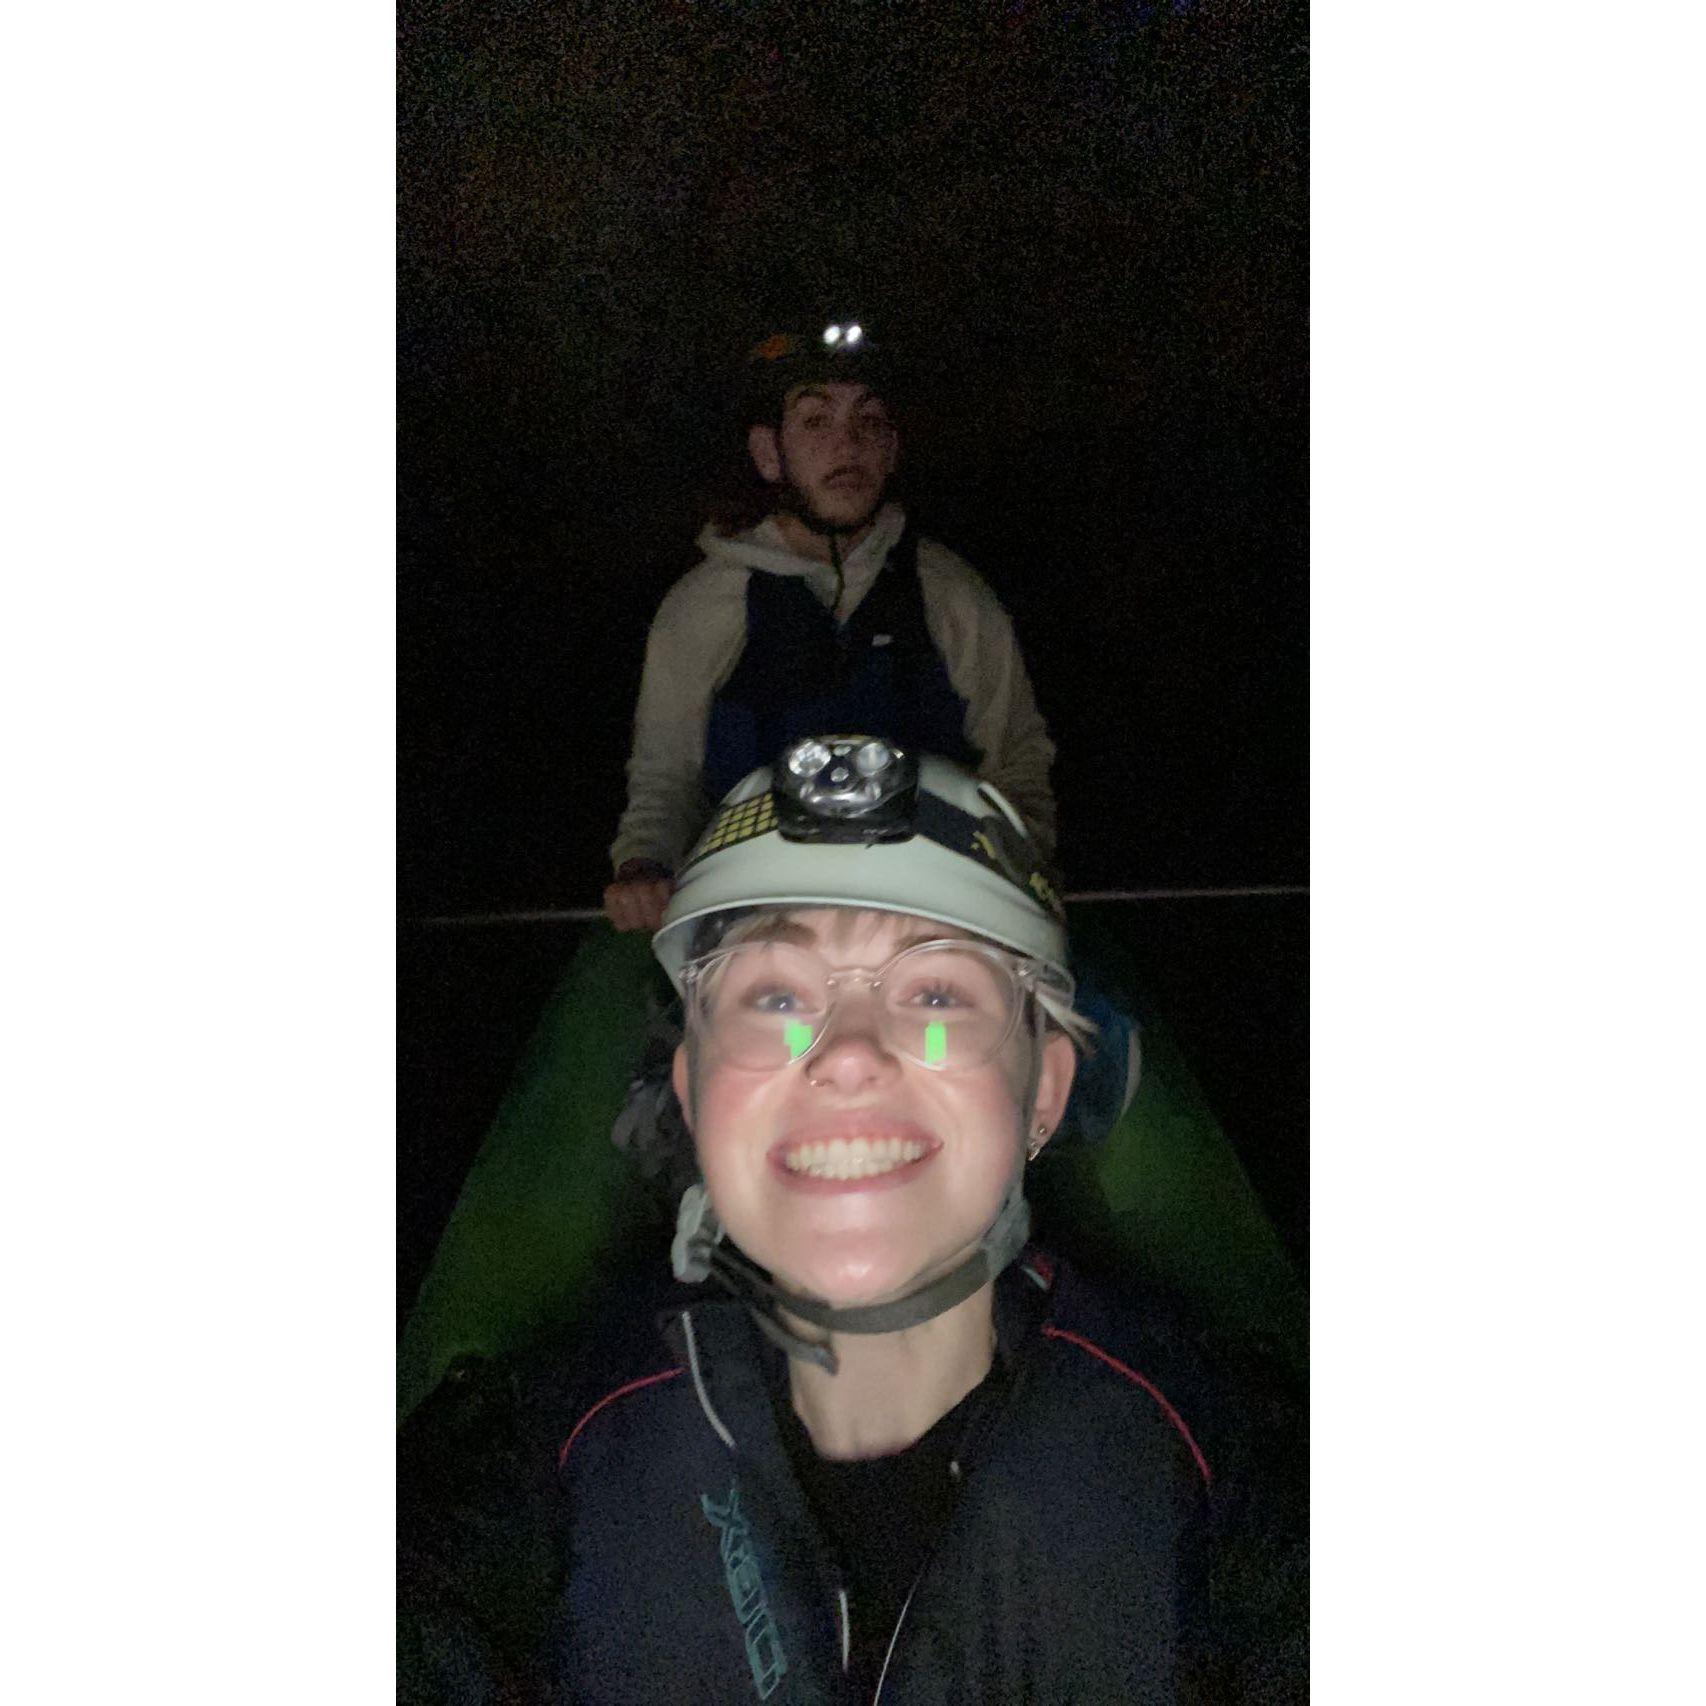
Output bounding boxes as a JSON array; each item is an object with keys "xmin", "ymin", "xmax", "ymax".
[{"xmin": 702, "ymin": 524, "xmax": 980, "ymax": 803}]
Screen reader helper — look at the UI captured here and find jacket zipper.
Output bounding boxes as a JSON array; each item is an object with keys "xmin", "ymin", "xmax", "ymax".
[
  {"xmin": 871, "ymin": 1369, "xmax": 1008, "ymax": 1700},
  {"xmin": 869, "ymin": 1576, "xmax": 921, "ymax": 1705}
]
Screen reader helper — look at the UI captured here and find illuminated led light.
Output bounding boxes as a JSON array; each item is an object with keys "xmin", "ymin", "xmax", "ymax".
[
  {"xmin": 773, "ymin": 732, "xmax": 918, "ymax": 834},
  {"xmin": 788, "ymin": 738, "xmax": 832, "ymax": 777},
  {"xmin": 786, "ymin": 1022, "xmax": 815, "ymax": 1060},
  {"xmin": 924, "ymin": 1021, "xmax": 947, "ymax": 1065},
  {"xmin": 844, "ymin": 323, "xmax": 863, "ymax": 345},
  {"xmin": 823, "ymin": 324, "xmax": 843, "ymax": 345},
  {"xmin": 853, "ymin": 739, "xmax": 891, "ymax": 777}
]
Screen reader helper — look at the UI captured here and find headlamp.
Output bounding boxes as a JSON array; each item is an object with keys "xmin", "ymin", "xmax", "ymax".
[
  {"xmin": 774, "ymin": 734, "xmax": 919, "ymax": 843},
  {"xmin": 742, "ymin": 321, "xmax": 890, "ymax": 426}
]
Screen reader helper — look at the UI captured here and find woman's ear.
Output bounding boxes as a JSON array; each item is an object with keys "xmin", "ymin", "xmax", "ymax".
[
  {"xmin": 747, "ymin": 423, "xmax": 783, "ymax": 484},
  {"xmin": 671, "ymin": 1043, "xmax": 695, "ymax": 1131},
  {"xmin": 1031, "ymin": 1032, "xmax": 1077, "ymax": 1152}
]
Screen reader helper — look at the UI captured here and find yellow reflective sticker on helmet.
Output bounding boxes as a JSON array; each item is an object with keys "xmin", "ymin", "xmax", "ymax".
[
  {"xmin": 1028, "ymin": 870, "xmax": 1066, "ymax": 920},
  {"xmin": 689, "ymin": 793, "xmax": 779, "ymax": 863}
]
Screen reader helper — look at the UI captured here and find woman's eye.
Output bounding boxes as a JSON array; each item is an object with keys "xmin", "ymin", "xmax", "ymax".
[
  {"xmin": 748, "ymin": 984, "xmax": 811, "ymax": 1014},
  {"xmin": 901, "ymin": 982, "xmax": 968, "ymax": 1011}
]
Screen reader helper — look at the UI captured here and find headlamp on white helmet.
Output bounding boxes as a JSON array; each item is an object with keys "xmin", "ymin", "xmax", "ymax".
[
  {"xmin": 654, "ymin": 735, "xmax": 1069, "ymax": 996},
  {"xmin": 776, "ymin": 734, "xmax": 918, "ymax": 840}
]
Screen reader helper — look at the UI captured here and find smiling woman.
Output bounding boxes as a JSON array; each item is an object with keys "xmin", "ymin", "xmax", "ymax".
[
  {"xmin": 676, "ymin": 906, "xmax": 1077, "ymax": 1340},
  {"xmin": 652, "ymin": 740, "xmax": 1082, "ymax": 1375},
  {"xmin": 400, "ymin": 739, "xmax": 1307, "ymax": 1703}
]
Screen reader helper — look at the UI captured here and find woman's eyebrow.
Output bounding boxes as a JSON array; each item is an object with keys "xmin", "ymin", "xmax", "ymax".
[
  {"xmin": 744, "ymin": 918, "xmax": 818, "ymax": 947},
  {"xmin": 892, "ymin": 931, "xmax": 960, "ymax": 953},
  {"xmin": 846, "ymin": 926, "xmax": 970, "ymax": 955},
  {"xmin": 747, "ymin": 917, "xmax": 972, "ymax": 953}
]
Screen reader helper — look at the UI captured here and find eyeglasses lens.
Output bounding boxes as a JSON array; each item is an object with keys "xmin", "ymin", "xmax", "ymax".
[{"xmin": 690, "ymin": 941, "xmax": 1018, "ymax": 1071}]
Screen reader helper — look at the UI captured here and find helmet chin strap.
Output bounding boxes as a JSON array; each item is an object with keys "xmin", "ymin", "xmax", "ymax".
[
  {"xmin": 671, "ymin": 1003, "xmax": 1048, "ymax": 1374},
  {"xmin": 775, "ymin": 479, "xmax": 858, "ymax": 619},
  {"xmin": 775, "ymin": 460, "xmax": 870, "ymax": 539},
  {"xmin": 774, "ymin": 450, "xmax": 884, "ymax": 619}
]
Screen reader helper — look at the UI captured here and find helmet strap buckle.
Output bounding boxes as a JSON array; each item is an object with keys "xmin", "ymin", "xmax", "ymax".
[{"xmin": 671, "ymin": 1183, "xmax": 724, "ymax": 1282}]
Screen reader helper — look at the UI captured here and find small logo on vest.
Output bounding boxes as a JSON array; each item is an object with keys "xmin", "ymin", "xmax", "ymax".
[
  {"xmin": 871, "ymin": 633, "xmax": 893, "ymax": 646},
  {"xmin": 700, "ymin": 1483, "xmax": 789, "ymax": 1699}
]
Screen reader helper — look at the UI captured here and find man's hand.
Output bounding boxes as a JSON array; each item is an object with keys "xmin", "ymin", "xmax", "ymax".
[{"xmin": 603, "ymin": 859, "xmax": 675, "ymax": 933}]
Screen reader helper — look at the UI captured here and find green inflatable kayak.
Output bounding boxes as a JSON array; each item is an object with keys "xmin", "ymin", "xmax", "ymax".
[{"xmin": 398, "ymin": 917, "xmax": 1305, "ymax": 1421}]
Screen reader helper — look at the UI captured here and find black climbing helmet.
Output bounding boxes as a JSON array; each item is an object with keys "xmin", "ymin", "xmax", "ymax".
[{"xmin": 737, "ymin": 318, "xmax": 900, "ymax": 427}]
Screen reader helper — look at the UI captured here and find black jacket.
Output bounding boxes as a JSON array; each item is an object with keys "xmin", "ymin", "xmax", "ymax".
[{"xmin": 398, "ymin": 1253, "xmax": 1305, "ymax": 1703}]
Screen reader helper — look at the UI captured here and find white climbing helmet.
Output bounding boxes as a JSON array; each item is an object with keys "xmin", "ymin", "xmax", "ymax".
[{"xmin": 653, "ymin": 735, "xmax": 1070, "ymax": 994}]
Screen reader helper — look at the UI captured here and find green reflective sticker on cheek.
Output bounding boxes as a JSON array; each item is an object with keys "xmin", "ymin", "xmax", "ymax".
[
  {"xmin": 786, "ymin": 1021, "xmax": 815, "ymax": 1060},
  {"xmin": 924, "ymin": 1021, "xmax": 947, "ymax": 1065}
]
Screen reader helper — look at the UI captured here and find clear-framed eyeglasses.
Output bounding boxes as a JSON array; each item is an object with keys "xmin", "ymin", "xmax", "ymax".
[{"xmin": 681, "ymin": 937, "xmax": 1051, "ymax": 1073}]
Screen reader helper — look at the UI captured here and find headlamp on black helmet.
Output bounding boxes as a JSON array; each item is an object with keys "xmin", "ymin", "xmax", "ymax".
[{"xmin": 741, "ymin": 320, "xmax": 890, "ymax": 426}]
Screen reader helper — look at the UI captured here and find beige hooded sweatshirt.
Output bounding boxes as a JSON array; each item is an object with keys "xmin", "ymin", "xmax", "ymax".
[{"xmin": 610, "ymin": 503, "xmax": 1057, "ymax": 872}]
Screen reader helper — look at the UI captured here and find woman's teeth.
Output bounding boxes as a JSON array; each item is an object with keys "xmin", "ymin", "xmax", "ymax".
[{"xmin": 782, "ymin": 1136, "xmax": 927, "ymax": 1180}]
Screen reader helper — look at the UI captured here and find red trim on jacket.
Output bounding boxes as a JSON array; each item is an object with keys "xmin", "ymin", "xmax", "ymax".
[
  {"xmin": 1041, "ymin": 1326, "xmax": 1212, "ymax": 1489},
  {"xmin": 559, "ymin": 1368, "xmax": 684, "ymax": 1469}
]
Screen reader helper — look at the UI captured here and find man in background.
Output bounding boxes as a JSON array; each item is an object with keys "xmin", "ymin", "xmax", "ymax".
[{"xmin": 605, "ymin": 318, "xmax": 1057, "ymax": 931}]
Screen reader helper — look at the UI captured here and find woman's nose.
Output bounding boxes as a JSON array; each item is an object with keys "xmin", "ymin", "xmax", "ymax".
[{"xmin": 803, "ymin": 990, "xmax": 898, "ymax": 1089}]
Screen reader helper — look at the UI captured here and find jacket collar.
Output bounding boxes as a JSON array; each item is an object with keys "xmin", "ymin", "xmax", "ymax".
[
  {"xmin": 695, "ymin": 502, "xmax": 907, "ymax": 585},
  {"xmin": 657, "ymin": 1253, "xmax": 1061, "ymax": 1459}
]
